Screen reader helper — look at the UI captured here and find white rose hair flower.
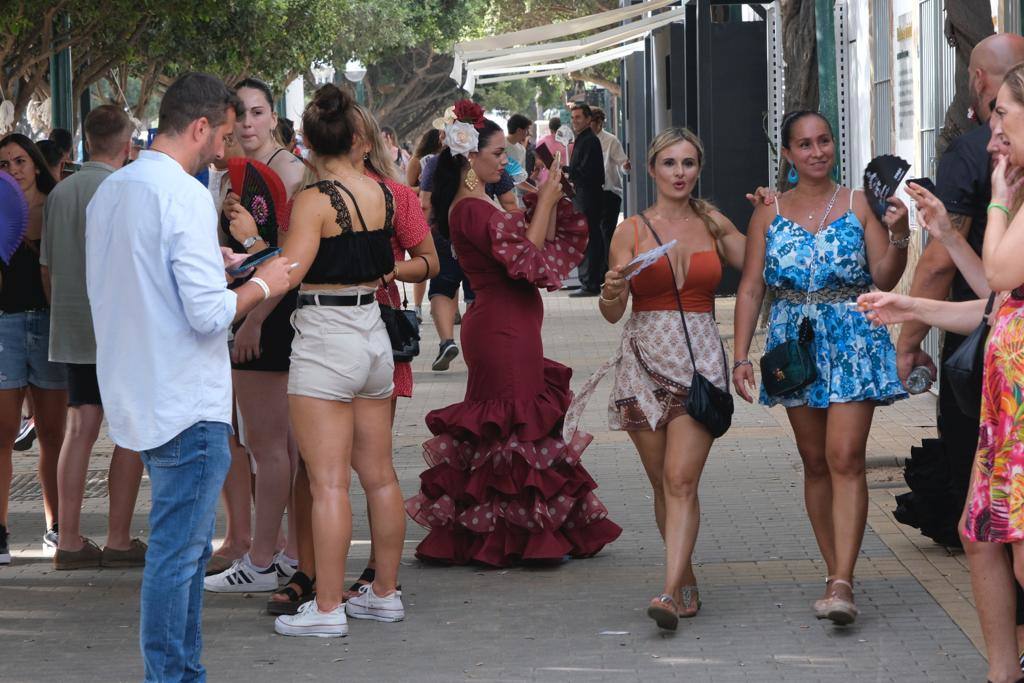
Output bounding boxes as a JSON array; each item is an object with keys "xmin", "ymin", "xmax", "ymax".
[{"xmin": 445, "ymin": 121, "xmax": 479, "ymax": 158}]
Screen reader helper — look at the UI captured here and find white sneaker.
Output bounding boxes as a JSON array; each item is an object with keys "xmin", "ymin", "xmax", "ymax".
[
  {"xmin": 204, "ymin": 554, "xmax": 278, "ymax": 593},
  {"xmin": 274, "ymin": 552, "xmax": 297, "ymax": 581},
  {"xmin": 275, "ymin": 600, "xmax": 348, "ymax": 637},
  {"xmin": 345, "ymin": 583, "xmax": 405, "ymax": 622}
]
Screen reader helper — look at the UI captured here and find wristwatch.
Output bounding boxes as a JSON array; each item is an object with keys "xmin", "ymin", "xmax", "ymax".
[{"xmin": 242, "ymin": 235, "xmax": 263, "ymax": 250}]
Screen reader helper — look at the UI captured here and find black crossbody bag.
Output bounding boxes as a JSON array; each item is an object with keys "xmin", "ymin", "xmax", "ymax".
[
  {"xmin": 637, "ymin": 213, "xmax": 733, "ymax": 438},
  {"xmin": 379, "ymin": 280, "xmax": 421, "ymax": 363},
  {"xmin": 942, "ymin": 292, "xmax": 996, "ymax": 418}
]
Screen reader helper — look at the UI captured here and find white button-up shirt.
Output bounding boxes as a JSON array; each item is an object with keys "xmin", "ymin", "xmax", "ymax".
[
  {"xmin": 597, "ymin": 129, "xmax": 629, "ymax": 198},
  {"xmin": 86, "ymin": 150, "xmax": 237, "ymax": 452}
]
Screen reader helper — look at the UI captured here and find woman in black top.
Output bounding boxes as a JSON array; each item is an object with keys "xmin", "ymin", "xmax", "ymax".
[
  {"xmin": 203, "ymin": 78, "xmax": 305, "ymax": 590},
  {"xmin": 273, "ymin": 85, "xmax": 405, "ymax": 638},
  {"xmin": 0, "ymin": 134, "xmax": 66, "ymax": 561}
]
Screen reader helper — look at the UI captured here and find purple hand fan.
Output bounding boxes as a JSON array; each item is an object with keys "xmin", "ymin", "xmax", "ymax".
[
  {"xmin": 863, "ymin": 154, "xmax": 910, "ymax": 220},
  {"xmin": 0, "ymin": 172, "xmax": 28, "ymax": 265}
]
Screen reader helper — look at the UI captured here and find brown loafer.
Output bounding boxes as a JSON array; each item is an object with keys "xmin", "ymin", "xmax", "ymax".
[
  {"xmin": 101, "ymin": 538, "xmax": 148, "ymax": 568},
  {"xmin": 54, "ymin": 537, "xmax": 102, "ymax": 570}
]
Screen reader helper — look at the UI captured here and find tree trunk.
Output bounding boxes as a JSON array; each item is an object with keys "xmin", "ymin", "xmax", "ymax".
[
  {"xmin": 938, "ymin": 0, "xmax": 994, "ymax": 158},
  {"xmin": 778, "ymin": 0, "xmax": 819, "ymax": 186},
  {"xmin": 362, "ymin": 46, "xmax": 459, "ymax": 143}
]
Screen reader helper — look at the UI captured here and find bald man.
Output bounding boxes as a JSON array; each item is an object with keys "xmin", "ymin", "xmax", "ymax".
[{"xmin": 898, "ymin": 29, "xmax": 1024, "ymax": 580}]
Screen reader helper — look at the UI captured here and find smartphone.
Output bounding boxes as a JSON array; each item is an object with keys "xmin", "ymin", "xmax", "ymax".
[
  {"xmin": 533, "ymin": 144, "xmax": 576, "ymax": 198},
  {"xmin": 226, "ymin": 246, "xmax": 281, "ymax": 277},
  {"xmin": 906, "ymin": 177, "xmax": 937, "ymax": 194}
]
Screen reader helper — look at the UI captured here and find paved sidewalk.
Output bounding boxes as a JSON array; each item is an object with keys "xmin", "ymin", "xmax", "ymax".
[{"xmin": 1, "ymin": 293, "xmax": 987, "ymax": 682}]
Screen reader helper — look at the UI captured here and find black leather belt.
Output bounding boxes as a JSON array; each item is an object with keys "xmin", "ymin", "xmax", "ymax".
[{"xmin": 297, "ymin": 292, "xmax": 376, "ymax": 307}]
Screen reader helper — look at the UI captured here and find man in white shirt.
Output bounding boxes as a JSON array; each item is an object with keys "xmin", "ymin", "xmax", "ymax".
[
  {"xmin": 591, "ymin": 107, "xmax": 631, "ymax": 258},
  {"xmin": 86, "ymin": 72, "xmax": 292, "ymax": 683}
]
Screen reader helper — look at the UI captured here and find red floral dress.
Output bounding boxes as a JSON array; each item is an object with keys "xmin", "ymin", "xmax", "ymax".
[
  {"xmin": 369, "ymin": 172, "xmax": 430, "ymax": 398},
  {"xmin": 405, "ymin": 195, "xmax": 622, "ymax": 566}
]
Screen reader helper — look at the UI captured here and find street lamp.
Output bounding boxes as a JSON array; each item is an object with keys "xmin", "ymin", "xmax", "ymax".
[
  {"xmin": 343, "ymin": 59, "xmax": 367, "ymax": 83},
  {"xmin": 310, "ymin": 61, "xmax": 336, "ymax": 85},
  {"xmin": 343, "ymin": 59, "xmax": 367, "ymax": 105}
]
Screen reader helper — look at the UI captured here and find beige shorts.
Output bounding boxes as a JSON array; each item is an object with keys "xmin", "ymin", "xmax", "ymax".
[{"xmin": 288, "ymin": 288, "xmax": 394, "ymax": 402}]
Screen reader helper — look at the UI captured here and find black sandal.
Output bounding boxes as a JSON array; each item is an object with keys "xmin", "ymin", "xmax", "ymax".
[
  {"xmin": 347, "ymin": 567, "xmax": 375, "ymax": 594},
  {"xmin": 265, "ymin": 571, "xmax": 314, "ymax": 616}
]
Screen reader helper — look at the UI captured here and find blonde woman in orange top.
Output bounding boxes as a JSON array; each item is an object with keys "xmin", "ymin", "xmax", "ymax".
[{"xmin": 564, "ymin": 128, "xmax": 745, "ymax": 630}]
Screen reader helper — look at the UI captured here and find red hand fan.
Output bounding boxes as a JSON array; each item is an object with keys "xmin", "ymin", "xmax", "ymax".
[{"xmin": 226, "ymin": 158, "xmax": 290, "ymax": 240}]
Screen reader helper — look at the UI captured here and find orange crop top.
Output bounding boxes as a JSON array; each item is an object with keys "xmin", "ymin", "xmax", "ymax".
[{"xmin": 629, "ymin": 217, "xmax": 721, "ymax": 313}]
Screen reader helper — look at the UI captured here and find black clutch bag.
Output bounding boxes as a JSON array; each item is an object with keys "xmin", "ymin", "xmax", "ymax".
[
  {"xmin": 760, "ymin": 317, "xmax": 818, "ymax": 398},
  {"xmin": 942, "ymin": 293, "xmax": 996, "ymax": 418},
  {"xmin": 636, "ymin": 213, "xmax": 733, "ymax": 438}
]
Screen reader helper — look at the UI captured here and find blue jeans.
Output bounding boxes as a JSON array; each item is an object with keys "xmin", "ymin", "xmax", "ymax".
[{"xmin": 139, "ymin": 421, "xmax": 231, "ymax": 683}]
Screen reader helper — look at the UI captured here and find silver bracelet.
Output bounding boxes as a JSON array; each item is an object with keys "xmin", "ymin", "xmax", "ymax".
[
  {"xmin": 889, "ymin": 233, "xmax": 911, "ymax": 249},
  {"xmin": 250, "ymin": 277, "xmax": 271, "ymax": 300}
]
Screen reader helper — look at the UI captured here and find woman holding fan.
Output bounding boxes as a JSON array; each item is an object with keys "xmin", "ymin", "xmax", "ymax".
[
  {"xmin": 732, "ymin": 110, "xmax": 910, "ymax": 625},
  {"xmin": 205, "ymin": 79, "xmax": 304, "ymax": 591},
  {"xmin": 564, "ymin": 128, "xmax": 745, "ymax": 630}
]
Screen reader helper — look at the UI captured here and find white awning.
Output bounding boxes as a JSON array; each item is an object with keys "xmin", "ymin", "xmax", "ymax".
[{"xmin": 452, "ymin": 0, "xmax": 684, "ymax": 94}]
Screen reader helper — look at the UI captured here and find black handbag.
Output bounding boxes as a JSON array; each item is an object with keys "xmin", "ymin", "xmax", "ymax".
[
  {"xmin": 942, "ymin": 292, "xmax": 996, "ymax": 418},
  {"xmin": 637, "ymin": 213, "xmax": 733, "ymax": 438},
  {"xmin": 380, "ymin": 281, "xmax": 420, "ymax": 363},
  {"xmin": 760, "ymin": 317, "xmax": 818, "ymax": 397}
]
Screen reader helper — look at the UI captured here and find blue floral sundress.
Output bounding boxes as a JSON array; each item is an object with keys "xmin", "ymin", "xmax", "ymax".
[{"xmin": 759, "ymin": 196, "xmax": 907, "ymax": 408}]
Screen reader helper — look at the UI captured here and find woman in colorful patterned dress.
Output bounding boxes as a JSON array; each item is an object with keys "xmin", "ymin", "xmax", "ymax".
[
  {"xmin": 563, "ymin": 128, "xmax": 745, "ymax": 630},
  {"xmin": 732, "ymin": 111, "xmax": 911, "ymax": 625},
  {"xmin": 862, "ymin": 66, "xmax": 1024, "ymax": 683},
  {"xmin": 404, "ymin": 101, "xmax": 622, "ymax": 566}
]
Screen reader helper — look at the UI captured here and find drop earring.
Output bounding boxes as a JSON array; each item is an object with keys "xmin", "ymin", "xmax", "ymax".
[
  {"xmin": 464, "ymin": 167, "xmax": 479, "ymax": 191},
  {"xmin": 787, "ymin": 165, "xmax": 798, "ymax": 185}
]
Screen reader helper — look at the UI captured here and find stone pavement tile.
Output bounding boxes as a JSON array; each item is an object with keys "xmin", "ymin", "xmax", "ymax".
[{"xmin": 0, "ymin": 292, "xmax": 987, "ymax": 681}]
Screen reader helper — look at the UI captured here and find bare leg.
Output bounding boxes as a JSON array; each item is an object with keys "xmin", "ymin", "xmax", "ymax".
[
  {"xmin": 29, "ymin": 386, "xmax": 67, "ymax": 531},
  {"xmin": 786, "ymin": 406, "xmax": 835, "ymax": 576},
  {"xmin": 56, "ymin": 404, "xmax": 104, "ymax": 551},
  {"xmin": 351, "ymin": 396, "xmax": 403, "ymax": 596},
  {"xmin": 0, "ymin": 388, "xmax": 27, "ymax": 526},
  {"xmin": 360, "ymin": 397, "xmax": 398, "ymax": 575},
  {"xmin": 627, "ymin": 427, "xmax": 668, "ymax": 539},
  {"xmin": 106, "ymin": 446, "xmax": 142, "ymax": 549},
  {"xmin": 964, "ymin": 535, "xmax": 1021, "ymax": 683},
  {"xmin": 660, "ymin": 415, "xmax": 714, "ymax": 601},
  {"xmin": 412, "ymin": 281, "xmax": 426, "ymax": 308},
  {"xmin": 271, "ymin": 461, "xmax": 315, "ymax": 607},
  {"xmin": 234, "ymin": 370, "xmax": 291, "ymax": 568},
  {"xmin": 282, "ymin": 431, "xmax": 300, "ymax": 561},
  {"xmin": 823, "ymin": 402, "xmax": 875, "ymax": 583},
  {"xmin": 289, "ymin": 395, "xmax": 354, "ymax": 612},
  {"xmin": 216, "ymin": 426, "xmax": 253, "ymax": 560},
  {"xmin": 430, "ymin": 295, "xmax": 457, "ymax": 342}
]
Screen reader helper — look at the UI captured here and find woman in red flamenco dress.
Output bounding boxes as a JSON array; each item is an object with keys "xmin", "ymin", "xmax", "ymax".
[{"xmin": 405, "ymin": 107, "xmax": 621, "ymax": 566}]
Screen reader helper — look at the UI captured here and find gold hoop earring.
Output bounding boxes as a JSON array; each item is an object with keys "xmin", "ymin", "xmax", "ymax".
[{"xmin": 464, "ymin": 167, "xmax": 479, "ymax": 191}]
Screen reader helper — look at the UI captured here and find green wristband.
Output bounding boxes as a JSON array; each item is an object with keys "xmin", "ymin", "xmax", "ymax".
[{"xmin": 988, "ymin": 202, "xmax": 1011, "ymax": 216}]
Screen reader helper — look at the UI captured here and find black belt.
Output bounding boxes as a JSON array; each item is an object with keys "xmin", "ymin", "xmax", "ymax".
[{"xmin": 297, "ymin": 292, "xmax": 376, "ymax": 307}]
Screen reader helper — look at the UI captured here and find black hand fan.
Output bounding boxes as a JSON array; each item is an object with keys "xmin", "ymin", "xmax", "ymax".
[{"xmin": 863, "ymin": 154, "xmax": 910, "ymax": 220}]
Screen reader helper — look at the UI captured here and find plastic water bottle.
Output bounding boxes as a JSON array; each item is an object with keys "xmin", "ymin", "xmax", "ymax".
[{"xmin": 905, "ymin": 365, "xmax": 933, "ymax": 394}]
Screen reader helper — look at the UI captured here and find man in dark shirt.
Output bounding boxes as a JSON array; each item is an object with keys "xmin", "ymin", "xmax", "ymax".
[
  {"xmin": 898, "ymin": 34, "xmax": 1024, "ymax": 515},
  {"xmin": 567, "ymin": 103, "xmax": 606, "ymax": 297}
]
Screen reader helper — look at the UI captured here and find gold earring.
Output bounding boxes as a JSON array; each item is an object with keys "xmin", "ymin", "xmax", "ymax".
[{"xmin": 464, "ymin": 167, "xmax": 479, "ymax": 191}]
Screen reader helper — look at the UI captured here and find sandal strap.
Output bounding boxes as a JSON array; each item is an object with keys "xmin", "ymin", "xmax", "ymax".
[
  {"xmin": 655, "ymin": 594, "xmax": 676, "ymax": 606},
  {"xmin": 830, "ymin": 579, "xmax": 853, "ymax": 589},
  {"xmin": 348, "ymin": 567, "xmax": 375, "ymax": 592},
  {"xmin": 283, "ymin": 571, "xmax": 314, "ymax": 598},
  {"xmin": 273, "ymin": 585, "xmax": 299, "ymax": 601},
  {"xmin": 681, "ymin": 585, "xmax": 699, "ymax": 603}
]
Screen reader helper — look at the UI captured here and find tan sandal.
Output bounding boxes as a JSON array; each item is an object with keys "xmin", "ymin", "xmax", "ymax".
[
  {"xmin": 678, "ymin": 585, "xmax": 701, "ymax": 618},
  {"xmin": 817, "ymin": 579, "xmax": 858, "ymax": 625},
  {"xmin": 646, "ymin": 594, "xmax": 679, "ymax": 631},
  {"xmin": 812, "ymin": 577, "xmax": 835, "ymax": 618}
]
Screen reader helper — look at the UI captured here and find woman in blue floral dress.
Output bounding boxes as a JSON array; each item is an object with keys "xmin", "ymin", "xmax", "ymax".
[{"xmin": 732, "ymin": 111, "xmax": 910, "ymax": 625}]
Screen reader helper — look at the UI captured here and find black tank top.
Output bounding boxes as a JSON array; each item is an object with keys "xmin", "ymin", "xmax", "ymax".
[
  {"xmin": 0, "ymin": 241, "xmax": 48, "ymax": 313},
  {"xmin": 303, "ymin": 180, "xmax": 396, "ymax": 285}
]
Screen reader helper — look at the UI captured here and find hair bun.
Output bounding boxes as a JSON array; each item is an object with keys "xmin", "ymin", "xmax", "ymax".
[{"xmin": 311, "ymin": 84, "xmax": 352, "ymax": 123}]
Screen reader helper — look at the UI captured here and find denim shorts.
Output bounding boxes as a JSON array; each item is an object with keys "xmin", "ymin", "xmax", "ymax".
[
  {"xmin": 428, "ymin": 234, "xmax": 475, "ymax": 302},
  {"xmin": 0, "ymin": 310, "xmax": 67, "ymax": 390}
]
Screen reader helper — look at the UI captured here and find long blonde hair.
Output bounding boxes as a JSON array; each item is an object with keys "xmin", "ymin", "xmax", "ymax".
[
  {"xmin": 353, "ymin": 105, "xmax": 403, "ymax": 183},
  {"xmin": 647, "ymin": 127, "xmax": 726, "ymax": 260}
]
